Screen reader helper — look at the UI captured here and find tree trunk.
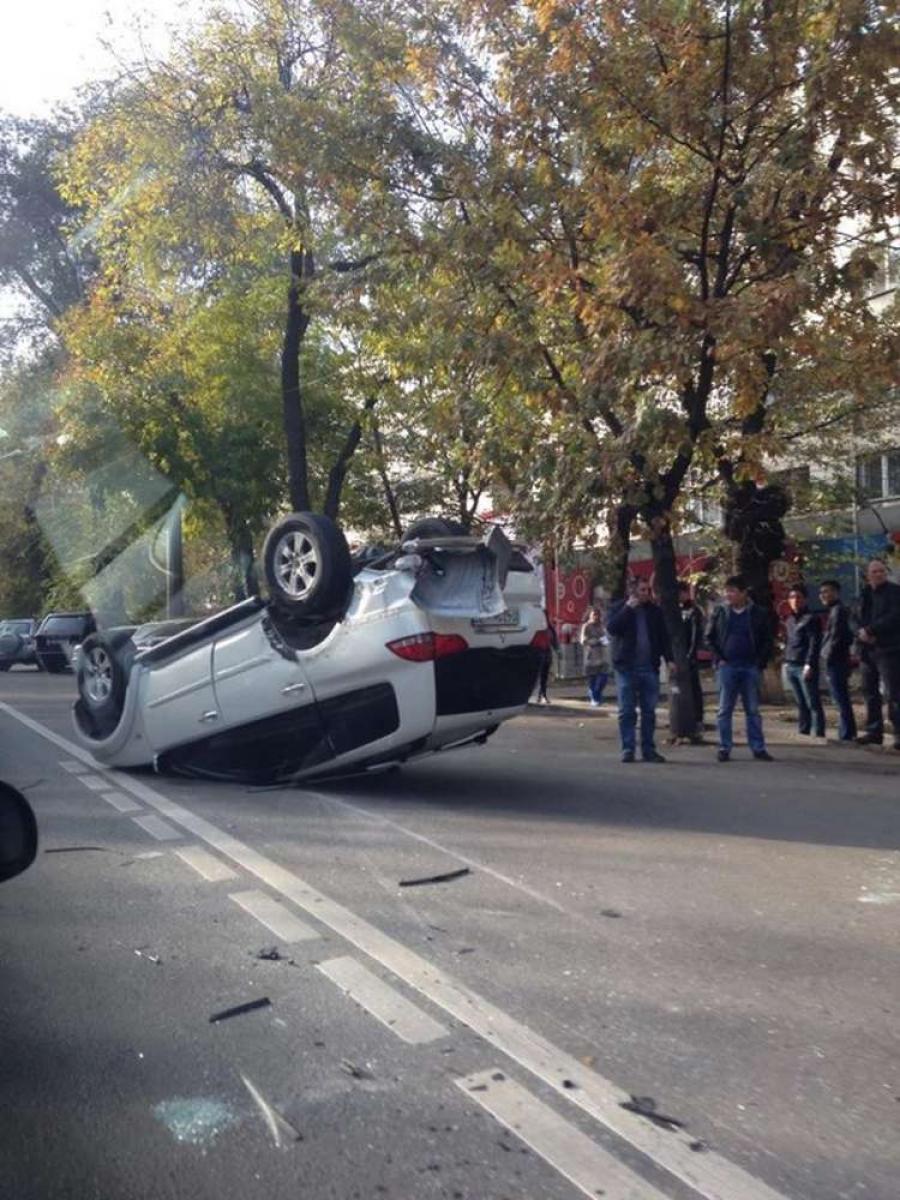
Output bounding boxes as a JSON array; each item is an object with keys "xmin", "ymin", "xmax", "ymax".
[
  {"xmin": 281, "ymin": 248, "xmax": 312, "ymax": 512},
  {"xmin": 647, "ymin": 516, "xmax": 696, "ymax": 739},
  {"xmin": 323, "ymin": 395, "xmax": 377, "ymax": 522},
  {"xmin": 372, "ymin": 422, "xmax": 402, "ymax": 540},
  {"xmin": 608, "ymin": 501, "xmax": 636, "ymax": 601},
  {"xmin": 222, "ymin": 507, "xmax": 259, "ymax": 604},
  {"xmin": 722, "ymin": 480, "xmax": 789, "ymax": 613}
]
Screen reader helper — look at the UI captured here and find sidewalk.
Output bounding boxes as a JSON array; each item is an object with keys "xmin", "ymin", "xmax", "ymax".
[{"xmin": 532, "ymin": 680, "xmax": 900, "ymax": 757}]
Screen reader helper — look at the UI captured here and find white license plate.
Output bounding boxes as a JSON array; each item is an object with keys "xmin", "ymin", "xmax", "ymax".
[{"xmin": 471, "ymin": 608, "xmax": 520, "ymax": 631}]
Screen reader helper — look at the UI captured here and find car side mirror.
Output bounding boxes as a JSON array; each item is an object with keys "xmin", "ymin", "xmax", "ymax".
[{"xmin": 0, "ymin": 782, "xmax": 38, "ymax": 882}]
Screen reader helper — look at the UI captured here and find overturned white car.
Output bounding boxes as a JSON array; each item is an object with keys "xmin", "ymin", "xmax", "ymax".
[{"xmin": 72, "ymin": 514, "xmax": 548, "ymax": 784}]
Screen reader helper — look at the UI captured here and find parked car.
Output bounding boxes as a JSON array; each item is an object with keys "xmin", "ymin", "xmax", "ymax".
[
  {"xmin": 0, "ymin": 619, "xmax": 38, "ymax": 671},
  {"xmin": 34, "ymin": 611, "xmax": 97, "ymax": 674},
  {"xmin": 71, "ymin": 513, "xmax": 548, "ymax": 784}
]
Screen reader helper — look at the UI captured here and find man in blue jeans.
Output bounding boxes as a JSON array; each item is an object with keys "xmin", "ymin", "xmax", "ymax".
[
  {"xmin": 607, "ymin": 579, "xmax": 674, "ymax": 763},
  {"xmin": 819, "ymin": 579, "xmax": 857, "ymax": 741},
  {"xmin": 782, "ymin": 584, "xmax": 825, "ymax": 738},
  {"xmin": 706, "ymin": 575, "xmax": 775, "ymax": 762}
]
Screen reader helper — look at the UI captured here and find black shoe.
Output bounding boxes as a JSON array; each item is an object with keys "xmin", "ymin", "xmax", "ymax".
[
  {"xmin": 753, "ymin": 750, "xmax": 774, "ymax": 761},
  {"xmin": 856, "ymin": 733, "xmax": 883, "ymax": 746},
  {"xmin": 621, "ymin": 750, "xmax": 635, "ymax": 763},
  {"xmin": 717, "ymin": 748, "xmax": 730, "ymax": 762},
  {"xmin": 893, "ymin": 740, "xmax": 900, "ymax": 752},
  {"xmin": 642, "ymin": 751, "xmax": 666, "ymax": 763}
]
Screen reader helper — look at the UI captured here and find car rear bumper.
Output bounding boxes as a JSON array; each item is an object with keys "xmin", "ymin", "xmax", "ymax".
[{"xmin": 433, "ymin": 644, "xmax": 542, "ymax": 716}]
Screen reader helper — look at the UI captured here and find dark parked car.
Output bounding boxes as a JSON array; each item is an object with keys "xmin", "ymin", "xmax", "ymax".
[
  {"xmin": 0, "ymin": 619, "xmax": 38, "ymax": 671},
  {"xmin": 34, "ymin": 612, "xmax": 96, "ymax": 674}
]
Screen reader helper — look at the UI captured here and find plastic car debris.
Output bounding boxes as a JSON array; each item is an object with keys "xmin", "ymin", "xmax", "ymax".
[
  {"xmin": 340, "ymin": 1059, "xmax": 374, "ymax": 1080},
  {"xmin": 240, "ymin": 1073, "xmax": 303, "ymax": 1148},
  {"xmin": 620, "ymin": 1094, "xmax": 685, "ymax": 1131},
  {"xmin": 209, "ymin": 997, "xmax": 272, "ymax": 1024},
  {"xmin": 399, "ymin": 867, "xmax": 471, "ymax": 888},
  {"xmin": 44, "ymin": 845, "xmax": 108, "ymax": 854}
]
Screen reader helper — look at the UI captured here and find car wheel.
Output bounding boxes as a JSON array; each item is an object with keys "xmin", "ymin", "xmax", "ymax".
[
  {"xmin": 0, "ymin": 663, "xmax": 10, "ymax": 672},
  {"xmin": 0, "ymin": 632, "xmax": 23, "ymax": 661},
  {"xmin": 263, "ymin": 512, "xmax": 353, "ymax": 618},
  {"xmin": 401, "ymin": 517, "xmax": 468, "ymax": 543},
  {"xmin": 76, "ymin": 632, "xmax": 133, "ymax": 737}
]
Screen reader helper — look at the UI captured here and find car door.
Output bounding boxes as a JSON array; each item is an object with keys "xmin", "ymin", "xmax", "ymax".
[
  {"xmin": 141, "ymin": 643, "xmax": 218, "ymax": 752},
  {"xmin": 211, "ymin": 619, "xmax": 317, "ymax": 729}
]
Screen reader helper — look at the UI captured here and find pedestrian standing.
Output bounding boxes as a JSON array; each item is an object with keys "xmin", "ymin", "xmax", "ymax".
[
  {"xmin": 607, "ymin": 580, "xmax": 674, "ymax": 763},
  {"xmin": 580, "ymin": 607, "xmax": 610, "ymax": 707},
  {"xmin": 536, "ymin": 611, "xmax": 558, "ymax": 704},
  {"xmin": 819, "ymin": 579, "xmax": 857, "ymax": 742},
  {"xmin": 856, "ymin": 558, "xmax": 900, "ymax": 750},
  {"xmin": 678, "ymin": 580, "xmax": 705, "ymax": 743},
  {"xmin": 782, "ymin": 585, "xmax": 825, "ymax": 738},
  {"xmin": 706, "ymin": 575, "xmax": 774, "ymax": 762}
]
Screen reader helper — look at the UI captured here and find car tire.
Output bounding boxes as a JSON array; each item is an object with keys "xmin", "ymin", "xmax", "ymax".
[
  {"xmin": 401, "ymin": 517, "xmax": 468, "ymax": 543},
  {"xmin": 263, "ymin": 512, "xmax": 353, "ymax": 618},
  {"xmin": 76, "ymin": 632, "xmax": 133, "ymax": 738},
  {"xmin": 0, "ymin": 632, "xmax": 23, "ymax": 660},
  {"xmin": 0, "ymin": 663, "xmax": 10, "ymax": 672},
  {"xmin": 39, "ymin": 657, "xmax": 66, "ymax": 674}
]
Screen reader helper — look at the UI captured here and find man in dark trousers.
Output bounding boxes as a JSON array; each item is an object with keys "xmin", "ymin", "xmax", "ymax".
[
  {"xmin": 607, "ymin": 578, "xmax": 674, "ymax": 764},
  {"xmin": 781, "ymin": 584, "xmax": 825, "ymax": 738},
  {"xmin": 706, "ymin": 574, "xmax": 774, "ymax": 762},
  {"xmin": 678, "ymin": 580, "xmax": 705, "ymax": 743},
  {"xmin": 819, "ymin": 579, "xmax": 857, "ymax": 741},
  {"xmin": 856, "ymin": 558, "xmax": 900, "ymax": 750}
]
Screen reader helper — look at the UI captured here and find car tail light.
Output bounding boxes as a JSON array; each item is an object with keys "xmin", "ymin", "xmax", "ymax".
[
  {"xmin": 386, "ymin": 632, "xmax": 469, "ymax": 662},
  {"xmin": 530, "ymin": 629, "xmax": 552, "ymax": 651}
]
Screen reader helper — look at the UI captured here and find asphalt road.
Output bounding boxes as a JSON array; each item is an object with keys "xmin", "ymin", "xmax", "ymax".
[{"xmin": 0, "ymin": 669, "xmax": 898, "ymax": 1200}]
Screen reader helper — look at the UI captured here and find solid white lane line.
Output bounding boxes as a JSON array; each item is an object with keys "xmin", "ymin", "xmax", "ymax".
[
  {"xmin": 59, "ymin": 759, "xmax": 89, "ymax": 774},
  {"xmin": 0, "ymin": 702, "xmax": 790, "ymax": 1200},
  {"xmin": 317, "ymin": 955, "xmax": 448, "ymax": 1045},
  {"xmin": 229, "ymin": 889, "xmax": 320, "ymax": 943},
  {"xmin": 99, "ymin": 790, "xmax": 142, "ymax": 814},
  {"xmin": 78, "ymin": 773, "xmax": 115, "ymax": 792},
  {"xmin": 175, "ymin": 845, "xmax": 238, "ymax": 883},
  {"xmin": 458, "ymin": 1068, "xmax": 668, "ymax": 1200},
  {"xmin": 314, "ymin": 791, "xmax": 569, "ymax": 914},
  {"xmin": 132, "ymin": 813, "xmax": 182, "ymax": 842}
]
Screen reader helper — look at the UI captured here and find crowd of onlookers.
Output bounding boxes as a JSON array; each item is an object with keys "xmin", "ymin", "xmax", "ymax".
[{"xmin": 536, "ymin": 558, "xmax": 900, "ymax": 763}]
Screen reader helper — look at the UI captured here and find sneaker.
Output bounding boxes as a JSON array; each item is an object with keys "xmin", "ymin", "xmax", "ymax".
[
  {"xmin": 642, "ymin": 751, "xmax": 666, "ymax": 763},
  {"xmin": 717, "ymin": 748, "xmax": 730, "ymax": 762},
  {"xmin": 856, "ymin": 733, "xmax": 883, "ymax": 746},
  {"xmin": 753, "ymin": 750, "xmax": 774, "ymax": 761},
  {"xmin": 589, "ymin": 699, "xmax": 599, "ymax": 708},
  {"xmin": 621, "ymin": 750, "xmax": 635, "ymax": 763}
]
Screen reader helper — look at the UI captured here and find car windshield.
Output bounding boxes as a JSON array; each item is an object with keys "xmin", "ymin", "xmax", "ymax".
[{"xmin": 1, "ymin": 6, "xmax": 899, "ymax": 1200}]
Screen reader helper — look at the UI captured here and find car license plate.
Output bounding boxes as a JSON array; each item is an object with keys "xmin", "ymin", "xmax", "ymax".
[{"xmin": 471, "ymin": 608, "xmax": 520, "ymax": 631}]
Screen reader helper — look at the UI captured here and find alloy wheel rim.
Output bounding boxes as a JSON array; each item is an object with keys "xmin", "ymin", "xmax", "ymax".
[{"xmin": 274, "ymin": 531, "xmax": 319, "ymax": 599}]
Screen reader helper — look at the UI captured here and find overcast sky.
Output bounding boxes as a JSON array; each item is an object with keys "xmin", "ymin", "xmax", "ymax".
[{"xmin": 0, "ymin": 0, "xmax": 198, "ymax": 118}]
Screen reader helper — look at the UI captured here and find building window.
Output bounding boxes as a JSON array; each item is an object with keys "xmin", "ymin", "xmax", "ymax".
[{"xmin": 857, "ymin": 449, "xmax": 900, "ymax": 501}]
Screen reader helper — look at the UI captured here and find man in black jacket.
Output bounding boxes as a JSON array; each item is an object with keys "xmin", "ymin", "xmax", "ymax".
[
  {"xmin": 819, "ymin": 579, "xmax": 857, "ymax": 741},
  {"xmin": 678, "ymin": 580, "xmax": 705, "ymax": 742},
  {"xmin": 782, "ymin": 585, "xmax": 825, "ymax": 738},
  {"xmin": 856, "ymin": 559, "xmax": 900, "ymax": 749},
  {"xmin": 706, "ymin": 575, "xmax": 774, "ymax": 762},
  {"xmin": 607, "ymin": 579, "xmax": 674, "ymax": 763}
]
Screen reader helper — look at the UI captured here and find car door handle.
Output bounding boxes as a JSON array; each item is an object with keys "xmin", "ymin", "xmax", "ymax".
[
  {"xmin": 200, "ymin": 710, "xmax": 219, "ymax": 723},
  {"xmin": 281, "ymin": 682, "xmax": 306, "ymax": 695}
]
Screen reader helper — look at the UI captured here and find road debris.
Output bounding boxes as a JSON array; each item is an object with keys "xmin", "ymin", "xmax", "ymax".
[
  {"xmin": 256, "ymin": 947, "xmax": 287, "ymax": 961},
  {"xmin": 153, "ymin": 1097, "xmax": 238, "ymax": 1146},
  {"xmin": 240, "ymin": 1073, "xmax": 303, "ymax": 1148},
  {"xmin": 600, "ymin": 909, "xmax": 623, "ymax": 919},
  {"xmin": 690, "ymin": 1140, "xmax": 709, "ymax": 1153},
  {"xmin": 44, "ymin": 845, "xmax": 109, "ymax": 854},
  {"xmin": 209, "ymin": 997, "xmax": 272, "ymax": 1024},
  {"xmin": 134, "ymin": 948, "xmax": 162, "ymax": 965},
  {"xmin": 340, "ymin": 1059, "xmax": 374, "ymax": 1080},
  {"xmin": 399, "ymin": 867, "xmax": 471, "ymax": 888},
  {"xmin": 620, "ymin": 1094, "xmax": 685, "ymax": 1131}
]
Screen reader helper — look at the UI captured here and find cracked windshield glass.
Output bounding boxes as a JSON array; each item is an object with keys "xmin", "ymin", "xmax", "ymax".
[{"xmin": 1, "ymin": 3, "xmax": 899, "ymax": 1199}]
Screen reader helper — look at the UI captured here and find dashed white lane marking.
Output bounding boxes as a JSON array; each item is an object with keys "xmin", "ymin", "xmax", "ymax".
[
  {"xmin": 2, "ymin": 703, "xmax": 791, "ymax": 1200},
  {"xmin": 99, "ymin": 790, "xmax": 142, "ymax": 814},
  {"xmin": 175, "ymin": 845, "xmax": 238, "ymax": 883},
  {"xmin": 314, "ymin": 791, "xmax": 568, "ymax": 915},
  {"xmin": 132, "ymin": 813, "xmax": 182, "ymax": 841},
  {"xmin": 317, "ymin": 955, "xmax": 448, "ymax": 1045},
  {"xmin": 458, "ymin": 1068, "xmax": 667, "ymax": 1200},
  {"xmin": 59, "ymin": 759, "xmax": 89, "ymax": 774},
  {"xmin": 78, "ymin": 773, "xmax": 114, "ymax": 792},
  {"xmin": 229, "ymin": 889, "xmax": 320, "ymax": 943}
]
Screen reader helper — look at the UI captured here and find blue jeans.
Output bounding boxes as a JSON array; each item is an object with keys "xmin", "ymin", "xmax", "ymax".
[
  {"xmin": 782, "ymin": 663, "xmax": 825, "ymax": 737},
  {"xmin": 586, "ymin": 671, "xmax": 609, "ymax": 704},
  {"xmin": 826, "ymin": 663, "xmax": 857, "ymax": 741},
  {"xmin": 615, "ymin": 667, "xmax": 659, "ymax": 757},
  {"xmin": 717, "ymin": 664, "xmax": 766, "ymax": 753}
]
